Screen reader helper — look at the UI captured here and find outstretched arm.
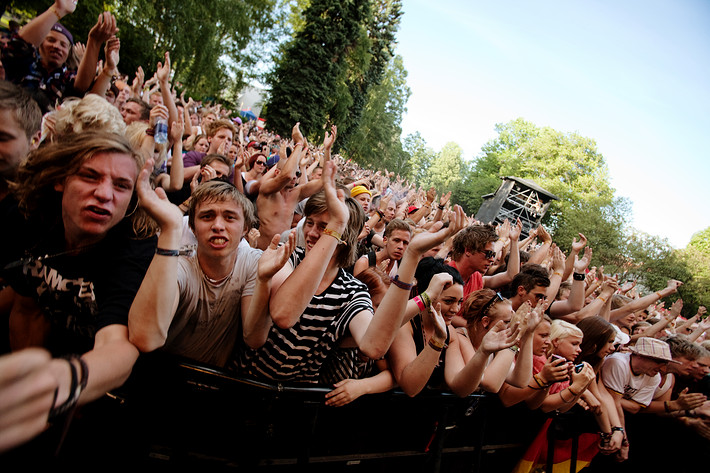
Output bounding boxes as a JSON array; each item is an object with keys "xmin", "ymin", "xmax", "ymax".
[
  {"xmin": 17, "ymin": 0, "xmax": 77, "ymax": 47},
  {"xmin": 128, "ymin": 159, "xmax": 183, "ymax": 352},
  {"xmin": 74, "ymin": 12, "xmax": 119, "ymax": 93}
]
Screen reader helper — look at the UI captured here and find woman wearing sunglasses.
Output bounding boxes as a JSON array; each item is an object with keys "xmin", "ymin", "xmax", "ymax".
[{"xmin": 458, "ymin": 288, "xmax": 546, "ymax": 394}]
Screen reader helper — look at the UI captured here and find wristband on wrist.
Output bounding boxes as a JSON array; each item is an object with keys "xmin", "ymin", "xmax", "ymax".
[
  {"xmin": 48, "ymin": 355, "xmax": 89, "ymax": 421},
  {"xmin": 156, "ymin": 248, "xmax": 180, "ymax": 256},
  {"xmin": 322, "ymin": 228, "xmax": 345, "ymax": 245},
  {"xmin": 413, "ymin": 295, "xmax": 426, "ymax": 312},
  {"xmin": 391, "ymin": 274, "xmax": 414, "ymax": 290},
  {"xmin": 664, "ymin": 400, "xmax": 672, "ymax": 413},
  {"xmin": 420, "ymin": 291, "xmax": 432, "ymax": 310},
  {"xmin": 428, "ymin": 338, "xmax": 445, "ymax": 352},
  {"xmin": 568, "ymin": 386, "xmax": 580, "ymax": 397},
  {"xmin": 573, "ymin": 272, "xmax": 585, "ymax": 281},
  {"xmin": 559, "ymin": 389, "xmax": 573, "ymax": 403}
]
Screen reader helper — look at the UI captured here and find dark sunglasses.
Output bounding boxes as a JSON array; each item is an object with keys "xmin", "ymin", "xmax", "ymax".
[
  {"xmin": 480, "ymin": 249, "xmax": 496, "ymax": 259},
  {"xmin": 481, "ymin": 292, "xmax": 504, "ymax": 315},
  {"xmin": 255, "ymin": 160, "xmax": 266, "ymax": 166}
]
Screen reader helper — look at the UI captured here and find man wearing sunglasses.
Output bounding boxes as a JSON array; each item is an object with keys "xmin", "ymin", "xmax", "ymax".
[{"xmin": 447, "ymin": 220, "xmax": 521, "ymax": 326}]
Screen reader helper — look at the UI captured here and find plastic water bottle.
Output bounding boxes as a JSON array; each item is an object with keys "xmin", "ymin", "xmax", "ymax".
[{"xmin": 154, "ymin": 118, "xmax": 168, "ymax": 144}]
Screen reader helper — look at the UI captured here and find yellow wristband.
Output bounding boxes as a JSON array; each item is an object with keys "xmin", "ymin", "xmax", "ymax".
[{"xmin": 322, "ymin": 228, "xmax": 345, "ymax": 245}]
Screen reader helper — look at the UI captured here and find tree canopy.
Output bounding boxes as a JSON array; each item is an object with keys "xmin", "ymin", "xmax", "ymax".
[{"xmin": 264, "ymin": 0, "xmax": 402, "ymax": 147}]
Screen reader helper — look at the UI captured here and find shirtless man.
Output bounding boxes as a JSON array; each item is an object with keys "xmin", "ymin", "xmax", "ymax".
[{"xmin": 253, "ymin": 123, "xmax": 327, "ymax": 250}]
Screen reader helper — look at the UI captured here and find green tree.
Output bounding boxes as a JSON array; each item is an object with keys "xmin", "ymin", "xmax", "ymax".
[
  {"xmin": 677, "ymin": 227, "xmax": 710, "ymax": 315},
  {"xmin": 265, "ymin": 0, "xmax": 370, "ymax": 141},
  {"xmin": 344, "ymin": 54, "xmax": 410, "ymax": 175},
  {"xmin": 402, "ymin": 132, "xmax": 435, "ymax": 186},
  {"xmin": 264, "ymin": 0, "xmax": 402, "ymax": 147},
  {"xmin": 424, "ymin": 142, "xmax": 465, "ymax": 192},
  {"xmin": 15, "ymin": 0, "xmax": 279, "ymax": 101},
  {"xmin": 461, "ymin": 118, "xmax": 628, "ymax": 267}
]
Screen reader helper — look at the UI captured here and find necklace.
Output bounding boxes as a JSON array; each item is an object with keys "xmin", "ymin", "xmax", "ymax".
[{"xmin": 203, "ymin": 265, "xmax": 235, "ymax": 287}]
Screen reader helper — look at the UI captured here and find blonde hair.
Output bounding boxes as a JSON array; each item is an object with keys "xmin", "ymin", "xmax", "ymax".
[
  {"xmin": 549, "ymin": 319, "xmax": 583, "ymax": 345},
  {"xmin": 52, "ymin": 94, "xmax": 126, "ymax": 140}
]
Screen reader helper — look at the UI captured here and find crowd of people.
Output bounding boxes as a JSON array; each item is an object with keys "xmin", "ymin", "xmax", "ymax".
[{"xmin": 0, "ymin": 1, "xmax": 708, "ymax": 469}]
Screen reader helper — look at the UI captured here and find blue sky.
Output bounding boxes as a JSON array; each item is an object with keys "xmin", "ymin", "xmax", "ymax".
[{"xmin": 395, "ymin": 0, "xmax": 710, "ymax": 249}]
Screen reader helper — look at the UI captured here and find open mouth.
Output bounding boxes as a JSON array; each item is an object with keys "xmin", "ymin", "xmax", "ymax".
[{"xmin": 86, "ymin": 205, "xmax": 111, "ymax": 218}]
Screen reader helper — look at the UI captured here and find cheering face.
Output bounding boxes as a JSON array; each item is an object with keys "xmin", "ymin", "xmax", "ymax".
[
  {"xmin": 193, "ymin": 199, "xmax": 247, "ymax": 257},
  {"xmin": 55, "ymin": 152, "xmax": 138, "ymax": 249},
  {"xmin": 303, "ymin": 211, "xmax": 330, "ymax": 253},
  {"xmin": 39, "ymin": 30, "xmax": 71, "ymax": 70},
  {"xmin": 436, "ymin": 283, "xmax": 464, "ymax": 324}
]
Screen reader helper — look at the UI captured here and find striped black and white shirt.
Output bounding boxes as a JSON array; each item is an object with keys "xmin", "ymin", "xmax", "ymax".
[{"xmin": 236, "ymin": 247, "xmax": 374, "ymax": 383}]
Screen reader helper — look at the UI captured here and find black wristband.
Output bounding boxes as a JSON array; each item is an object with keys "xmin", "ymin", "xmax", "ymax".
[
  {"xmin": 156, "ymin": 248, "xmax": 180, "ymax": 256},
  {"xmin": 573, "ymin": 272, "xmax": 585, "ymax": 281}
]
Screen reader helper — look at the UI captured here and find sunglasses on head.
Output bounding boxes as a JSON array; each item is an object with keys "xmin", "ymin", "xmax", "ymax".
[{"xmin": 481, "ymin": 292, "xmax": 504, "ymax": 316}]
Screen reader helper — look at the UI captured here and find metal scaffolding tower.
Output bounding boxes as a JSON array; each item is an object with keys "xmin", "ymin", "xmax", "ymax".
[{"xmin": 475, "ymin": 177, "xmax": 558, "ymax": 238}]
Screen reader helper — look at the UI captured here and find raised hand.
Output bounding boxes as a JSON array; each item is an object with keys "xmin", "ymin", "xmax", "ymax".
[
  {"xmin": 136, "ymin": 159, "xmax": 183, "ymax": 229},
  {"xmin": 571, "ymin": 233, "xmax": 587, "ymax": 253},
  {"xmin": 574, "ymin": 246, "xmax": 593, "ymax": 273},
  {"xmin": 426, "ymin": 303, "xmax": 448, "ymax": 347},
  {"xmin": 423, "ymin": 273, "xmax": 454, "ymax": 304},
  {"xmin": 156, "ymin": 51, "xmax": 172, "ymax": 85},
  {"xmin": 259, "ymin": 231, "xmax": 296, "ymax": 282},
  {"xmin": 323, "ymin": 125, "xmax": 337, "ymax": 152},
  {"xmin": 88, "ymin": 11, "xmax": 118, "ymax": 45},
  {"xmin": 131, "ymin": 66, "xmax": 145, "ymax": 97},
  {"xmin": 479, "ymin": 319, "xmax": 521, "ymax": 355},
  {"xmin": 322, "ymin": 160, "xmax": 348, "ymax": 227},
  {"xmin": 55, "ymin": 0, "xmax": 78, "ymax": 17},
  {"xmin": 103, "ymin": 36, "xmax": 120, "ymax": 72},
  {"xmin": 509, "ymin": 218, "xmax": 523, "ymax": 241},
  {"xmin": 406, "ymin": 205, "xmax": 465, "ymax": 256},
  {"xmin": 668, "ymin": 298, "xmax": 683, "ymax": 317},
  {"xmin": 292, "ymin": 122, "xmax": 304, "ymax": 145}
]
